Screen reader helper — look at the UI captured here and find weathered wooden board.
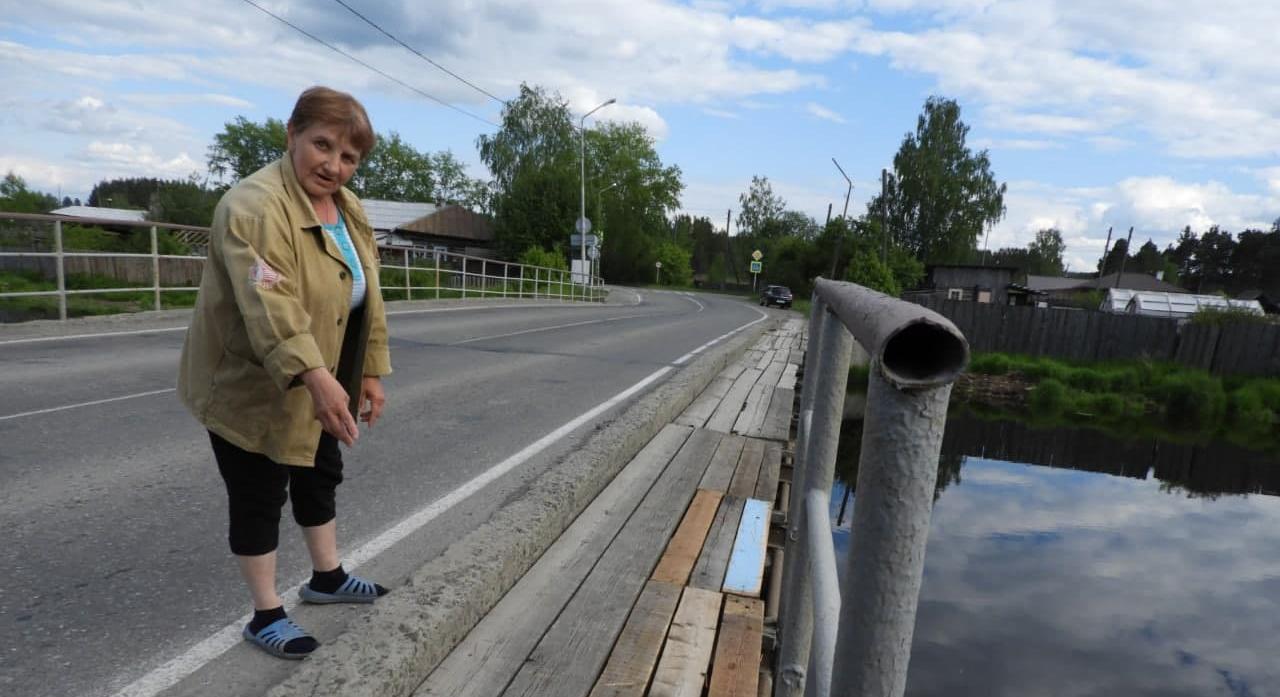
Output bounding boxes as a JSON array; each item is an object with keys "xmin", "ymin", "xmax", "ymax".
[
  {"xmin": 731, "ymin": 382, "xmax": 772, "ymax": 436},
  {"xmin": 776, "ymin": 363, "xmax": 799, "ymax": 390},
  {"xmin": 416, "ymin": 425, "xmax": 694, "ymax": 697},
  {"xmin": 753, "ymin": 441, "xmax": 782, "ymax": 503},
  {"xmin": 706, "ymin": 368, "xmax": 762, "ymax": 433},
  {"xmin": 758, "ymin": 387, "xmax": 795, "ymax": 442},
  {"xmin": 722, "ymin": 498, "xmax": 772, "ymax": 597},
  {"xmin": 707, "ymin": 596, "xmax": 764, "ymax": 697},
  {"xmin": 652, "ymin": 489, "xmax": 724, "ymax": 585},
  {"xmin": 689, "ymin": 496, "xmax": 745, "ymax": 592},
  {"xmin": 727, "ymin": 438, "xmax": 765, "ymax": 500},
  {"xmin": 698, "ymin": 434, "xmax": 745, "ymax": 492},
  {"xmin": 587, "ymin": 580, "xmax": 683, "ymax": 697},
  {"xmin": 674, "ymin": 375, "xmax": 735, "ymax": 429},
  {"xmin": 648, "ymin": 588, "xmax": 723, "ymax": 697},
  {"xmin": 499, "ymin": 428, "xmax": 722, "ymax": 697}
]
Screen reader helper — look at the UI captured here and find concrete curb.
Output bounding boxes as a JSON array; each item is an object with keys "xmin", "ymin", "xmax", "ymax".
[{"xmin": 266, "ymin": 315, "xmax": 781, "ymax": 697}]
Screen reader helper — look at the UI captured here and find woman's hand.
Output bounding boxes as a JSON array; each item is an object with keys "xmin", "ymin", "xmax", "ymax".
[
  {"xmin": 301, "ymin": 367, "xmax": 359, "ymax": 445},
  {"xmin": 359, "ymin": 376, "xmax": 386, "ymax": 428}
]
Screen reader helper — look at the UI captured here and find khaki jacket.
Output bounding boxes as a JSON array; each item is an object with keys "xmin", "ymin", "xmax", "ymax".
[{"xmin": 178, "ymin": 156, "xmax": 392, "ymax": 466}]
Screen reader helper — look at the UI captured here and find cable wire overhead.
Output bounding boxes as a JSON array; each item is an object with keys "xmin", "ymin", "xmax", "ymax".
[
  {"xmin": 240, "ymin": 0, "xmax": 498, "ymax": 127},
  {"xmin": 330, "ymin": 0, "xmax": 507, "ymax": 106}
]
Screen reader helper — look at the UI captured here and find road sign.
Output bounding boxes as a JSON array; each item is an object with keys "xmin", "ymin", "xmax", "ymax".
[
  {"xmin": 751, "ymin": 249, "xmax": 763, "ymax": 261},
  {"xmin": 655, "ymin": 261, "xmax": 663, "ymax": 269},
  {"xmin": 588, "ymin": 246, "xmax": 599, "ymax": 261},
  {"xmin": 750, "ymin": 261, "xmax": 762, "ymax": 273},
  {"xmin": 575, "ymin": 217, "xmax": 592, "ymax": 235},
  {"xmin": 570, "ymin": 233, "xmax": 599, "ymax": 247}
]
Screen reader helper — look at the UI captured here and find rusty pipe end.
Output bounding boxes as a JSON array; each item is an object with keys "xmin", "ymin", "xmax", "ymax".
[{"xmin": 879, "ymin": 319, "xmax": 969, "ymax": 389}]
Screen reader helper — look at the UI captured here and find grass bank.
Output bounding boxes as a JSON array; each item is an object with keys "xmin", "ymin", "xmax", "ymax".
[
  {"xmin": 847, "ymin": 351, "xmax": 1280, "ymax": 454},
  {"xmin": 0, "ymin": 269, "xmax": 197, "ymax": 321}
]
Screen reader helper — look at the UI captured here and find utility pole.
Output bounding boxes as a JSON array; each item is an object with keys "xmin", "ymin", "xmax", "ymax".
[
  {"xmin": 1114, "ymin": 226, "xmax": 1134, "ymax": 287},
  {"xmin": 1099, "ymin": 226, "xmax": 1113, "ymax": 276},
  {"xmin": 880, "ymin": 169, "xmax": 889, "ymax": 264},
  {"xmin": 726, "ymin": 209, "xmax": 741, "ymax": 285},
  {"xmin": 824, "ymin": 203, "xmax": 832, "ymax": 227},
  {"xmin": 832, "ymin": 158, "xmax": 853, "ymax": 279}
]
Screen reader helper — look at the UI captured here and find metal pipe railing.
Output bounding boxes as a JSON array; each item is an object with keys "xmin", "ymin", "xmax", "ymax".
[
  {"xmin": 775, "ymin": 277, "xmax": 968, "ymax": 697},
  {"xmin": 0, "ymin": 212, "xmax": 605, "ymax": 318}
]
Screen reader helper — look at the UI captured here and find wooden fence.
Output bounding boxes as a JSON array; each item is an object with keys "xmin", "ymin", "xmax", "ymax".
[{"xmin": 910, "ymin": 296, "xmax": 1280, "ymax": 377}]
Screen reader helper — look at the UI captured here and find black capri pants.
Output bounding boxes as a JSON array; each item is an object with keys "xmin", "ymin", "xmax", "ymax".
[{"xmin": 211, "ymin": 431, "xmax": 345, "ymax": 556}]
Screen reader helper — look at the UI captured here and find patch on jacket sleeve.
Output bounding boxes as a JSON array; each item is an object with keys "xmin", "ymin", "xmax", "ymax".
[{"xmin": 249, "ymin": 257, "xmax": 284, "ymax": 290}]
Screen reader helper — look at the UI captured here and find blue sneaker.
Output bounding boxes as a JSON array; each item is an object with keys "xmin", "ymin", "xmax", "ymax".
[{"xmin": 299, "ymin": 574, "xmax": 383, "ymax": 604}]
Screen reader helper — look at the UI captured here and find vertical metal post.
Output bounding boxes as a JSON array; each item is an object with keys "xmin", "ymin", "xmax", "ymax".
[
  {"xmin": 150, "ymin": 225, "xmax": 161, "ymax": 311},
  {"xmin": 534, "ymin": 267, "xmax": 540, "ymax": 299},
  {"xmin": 403, "ymin": 248, "xmax": 411, "ymax": 300},
  {"xmin": 482, "ymin": 259, "xmax": 488, "ymax": 296},
  {"xmin": 462, "ymin": 258, "xmax": 467, "ymax": 298},
  {"xmin": 831, "ymin": 369, "xmax": 952, "ymax": 697},
  {"xmin": 54, "ymin": 219, "xmax": 66, "ymax": 321},
  {"xmin": 777, "ymin": 297, "xmax": 849, "ymax": 696},
  {"xmin": 504, "ymin": 263, "xmax": 509, "ymax": 298}
]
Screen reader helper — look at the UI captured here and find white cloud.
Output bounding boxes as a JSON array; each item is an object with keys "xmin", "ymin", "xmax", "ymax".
[
  {"xmin": 805, "ymin": 101, "xmax": 846, "ymax": 123},
  {"xmin": 83, "ymin": 142, "xmax": 202, "ymax": 179}
]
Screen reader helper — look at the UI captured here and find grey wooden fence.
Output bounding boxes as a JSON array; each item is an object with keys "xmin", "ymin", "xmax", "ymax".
[
  {"xmin": 1, "ymin": 255, "xmax": 204, "ymax": 287},
  {"xmin": 910, "ymin": 296, "xmax": 1280, "ymax": 377}
]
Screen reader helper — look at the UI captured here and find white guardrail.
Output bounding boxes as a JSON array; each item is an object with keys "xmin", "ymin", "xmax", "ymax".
[{"xmin": 0, "ymin": 212, "xmax": 604, "ymax": 320}]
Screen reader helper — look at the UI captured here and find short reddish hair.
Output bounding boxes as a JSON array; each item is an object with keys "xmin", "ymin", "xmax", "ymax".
[{"xmin": 288, "ymin": 86, "xmax": 376, "ymax": 158}]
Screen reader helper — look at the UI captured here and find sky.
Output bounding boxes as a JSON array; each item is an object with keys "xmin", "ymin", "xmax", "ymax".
[{"xmin": 3, "ymin": 0, "xmax": 1280, "ymax": 273}]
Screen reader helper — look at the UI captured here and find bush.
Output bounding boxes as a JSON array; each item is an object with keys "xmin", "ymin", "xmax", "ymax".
[
  {"xmin": 848, "ymin": 363, "xmax": 871, "ymax": 393},
  {"xmin": 1028, "ymin": 378, "xmax": 1071, "ymax": 414},
  {"xmin": 1153, "ymin": 372, "xmax": 1226, "ymax": 428},
  {"xmin": 969, "ymin": 353, "xmax": 1013, "ymax": 375},
  {"xmin": 1191, "ymin": 306, "xmax": 1273, "ymax": 326}
]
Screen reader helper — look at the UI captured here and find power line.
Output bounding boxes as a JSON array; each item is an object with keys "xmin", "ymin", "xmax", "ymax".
[
  {"xmin": 330, "ymin": 0, "xmax": 507, "ymax": 106},
  {"xmin": 240, "ymin": 0, "xmax": 498, "ymax": 128}
]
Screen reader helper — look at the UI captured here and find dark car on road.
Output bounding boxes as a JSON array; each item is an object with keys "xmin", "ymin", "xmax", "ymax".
[{"xmin": 760, "ymin": 284, "xmax": 793, "ymax": 308}]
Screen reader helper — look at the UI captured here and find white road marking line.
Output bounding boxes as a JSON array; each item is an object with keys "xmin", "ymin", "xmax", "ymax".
[
  {"xmin": 0, "ymin": 388, "xmax": 177, "ymax": 422},
  {"xmin": 449, "ymin": 312, "xmax": 657, "ymax": 345},
  {"xmin": 109, "ymin": 364, "xmax": 676, "ymax": 697},
  {"xmin": 385, "ymin": 302, "xmax": 583, "ymax": 316},
  {"xmin": 0, "ymin": 326, "xmax": 188, "ymax": 346},
  {"xmin": 672, "ymin": 306, "xmax": 768, "ymax": 365},
  {"xmin": 679, "ymin": 293, "xmax": 706, "ymax": 312},
  {"xmin": 109, "ymin": 301, "xmax": 773, "ymax": 697}
]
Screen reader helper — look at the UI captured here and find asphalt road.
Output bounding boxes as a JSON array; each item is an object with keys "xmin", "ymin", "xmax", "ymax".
[{"xmin": 0, "ymin": 289, "xmax": 773, "ymax": 697}]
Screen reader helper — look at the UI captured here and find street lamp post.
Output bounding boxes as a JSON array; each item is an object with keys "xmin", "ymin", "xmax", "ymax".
[
  {"xmin": 595, "ymin": 181, "xmax": 621, "ymax": 280},
  {"xmin": 580, "ymin": 98, "xmax": 616, "ymax": 289}
]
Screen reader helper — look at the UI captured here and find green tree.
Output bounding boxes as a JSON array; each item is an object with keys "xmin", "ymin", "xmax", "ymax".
[
  {"xmin": 1197, "ymin": 226, "xmax": 1236, "ymax": 293},
  {"xmin": 737, "ymin": 175, "xmax": 786, "ymax": 238},
  {"xmin": 653, "ymin": 241, "xmax": 692, "ymax": 286},
  {"xmin": 207, "ymin": 116, "xmax": 287, "ymax": 184},
  {"xmin": 868, "ymin": 96, "xmax": 1006, "ymax": 262},
  {"xmin": 1232, "ymin": 228, "xmax": 1280, "ymax": 294},
  {"xmin": 1099, "ymin": 237, "xmax": 1130, "ymax": 276},
  {"xmin": 845, "ymin": 248, "xmax": 901, "ymax": 296},
  {"xmin": 1027, "ymin": 228, "xmax": 1066, "ymax": 275},
  {"xmin": 1133, "ymin": 239, "xmax": 1164, "ymax": 275},
  {"xmin": 0, "ymin": 172, "xmax": 59, "ymax": 213},
  {"xmin": 348, "ymin": 131, "xmax": 434, "ymax": 202},
  {"xmin": 149, "ymin": 177, "xmax": 219, "ymax": 226}
]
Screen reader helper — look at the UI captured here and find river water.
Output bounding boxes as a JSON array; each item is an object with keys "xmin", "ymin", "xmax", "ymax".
[{"xmin": 831, "ymin": 413, "xmax": 1280, "ymax": 696}]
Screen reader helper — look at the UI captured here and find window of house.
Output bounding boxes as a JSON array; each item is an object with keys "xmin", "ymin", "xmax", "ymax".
[
  {"xmin": 977, "ymin": 290, "xmax": 992, "ymax": 303},
  {"xmin": 947, "ymin": 288, "xmax": 964, "ymax": 300}
]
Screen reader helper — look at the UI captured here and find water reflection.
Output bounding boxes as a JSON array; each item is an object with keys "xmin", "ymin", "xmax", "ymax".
[{"xmin": 831, "ymin": 414, "xmax": 1280, "ymax": 696}]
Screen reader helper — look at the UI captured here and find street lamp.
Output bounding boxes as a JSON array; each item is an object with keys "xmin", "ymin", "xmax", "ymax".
[
  {"xmin": 594, "ymin": 181, "xmax": 621, "ymax": 280},
  {"xmin": 580, "ymin": 97, "xmax": 616, "ymax": 288}
]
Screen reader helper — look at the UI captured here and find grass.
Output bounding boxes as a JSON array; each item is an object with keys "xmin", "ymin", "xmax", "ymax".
[
  {"xmin": 0, "ymin": 270, "xmax": 197, "ymax": 320},
  {"xmin": 962, "ymin": 350, "xmax": 1279, "ymax": 454}
]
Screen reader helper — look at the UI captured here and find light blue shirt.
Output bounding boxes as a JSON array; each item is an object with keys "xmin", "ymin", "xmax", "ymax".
[{"xmin": 321, "ymin": 211, "xmax": 366, "ymax": 309}]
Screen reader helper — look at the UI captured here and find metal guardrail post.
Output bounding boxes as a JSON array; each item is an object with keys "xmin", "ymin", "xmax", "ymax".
[
  {"xmin": 403, "ymin": 248, "xmax": 411, "ymax": 300},
  {"xmin": 150, "ymin": 225, "xmax": 161, "ymax": 311},
  {"xmin": 54, "ymin": 219, "xmax": 66, "ymax": 321},
  {"xmin": 804, "ymin": 489, "xmax": 841, "ymax": 697},
  {"xmin": 809, "ymin": 278, "xmax": 966, "ymax": 697},
  {"xmin": 775, "ymin": 299, "xmax": 852, "ymax": 696},
  {"xmin": 481, "ymin": 259, "xmax": 487, "ymax": 296},
  {"xmin": 435, "ymin": 253, "xmax": 441, "ymax": 300},
  {"xmin": 503, "ymin": 262, "xmax": 509, "ymax": 298}
]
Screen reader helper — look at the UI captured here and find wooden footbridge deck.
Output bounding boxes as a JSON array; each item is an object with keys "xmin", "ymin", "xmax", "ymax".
[{"xmin": 415, "ymin": 319, "xmax": 806, "ymax": 697}]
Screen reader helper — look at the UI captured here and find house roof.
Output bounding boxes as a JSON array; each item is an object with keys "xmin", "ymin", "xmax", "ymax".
[
  {"xmin": 926, "ymin": 263, "xmax": 1019, "ymax": 272},
  {"xmin": 1089, "ymin": 272, "xmax": 1187, "ymax": 293},
  {"xmin": 1028, "ymin": 272, "xmax": 1187, "ymax": 294},
  {"xmin": 1026, "ymin": 275, "xmax": 1084, "ymax": 292},
  {"xmin": 359, "ymin": 199, "xmax": 438, "ymax": 231},
  {"xmin": 51, "ymin": 205, "xmax": 147, "ymax": 222}
]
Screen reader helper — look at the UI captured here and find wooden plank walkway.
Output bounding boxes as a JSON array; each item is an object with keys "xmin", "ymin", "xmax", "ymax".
[{"xmin": 415, "ymin": 319, "xmax": 805, "ymax": 697}]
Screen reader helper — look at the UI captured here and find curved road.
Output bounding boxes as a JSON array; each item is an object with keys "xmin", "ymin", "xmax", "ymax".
[{"xmin": 0, "ymin": 289, "xmax": 771, "ymax": 697}]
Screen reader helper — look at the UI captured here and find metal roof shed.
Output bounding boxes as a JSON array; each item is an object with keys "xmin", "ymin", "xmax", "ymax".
[{"xmin": 1099, "ymin": 288, "xmax": 1135, "ymax": 313}]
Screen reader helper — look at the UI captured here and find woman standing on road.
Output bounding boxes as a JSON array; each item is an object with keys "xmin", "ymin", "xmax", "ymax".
[{"xmin": 178, "ymin": 86, "xmax": 392, "ymax": 659}]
